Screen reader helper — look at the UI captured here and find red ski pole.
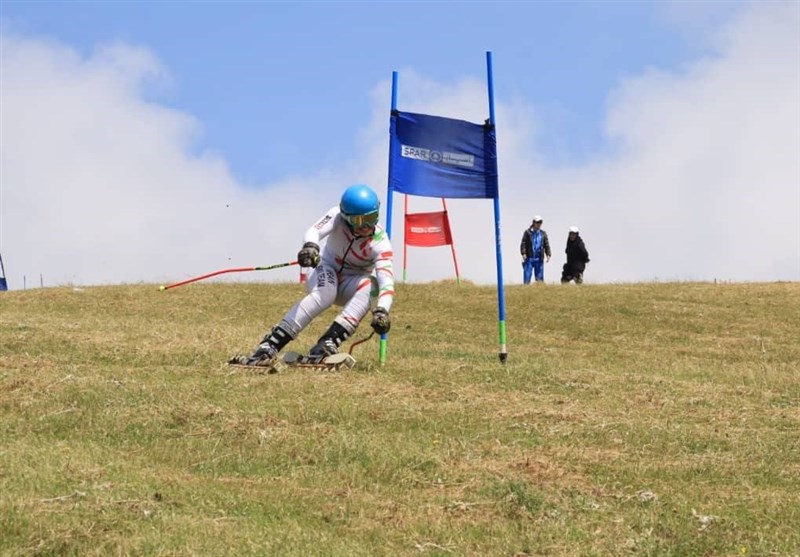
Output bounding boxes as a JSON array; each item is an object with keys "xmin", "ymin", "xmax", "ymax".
[{"xmin": 159, "ymin": 261, "xmax": 298, "ymax": 291}]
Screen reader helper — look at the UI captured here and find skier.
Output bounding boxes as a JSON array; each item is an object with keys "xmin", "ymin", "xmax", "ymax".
[
  {"xmin": 561, "ymin": 226, "xmax": 590, "ymax": 284},
  {"xmin": 240, "ymin": 184, "xmax": 394, "ymax": 367},
  {"xmin": 520, "ymin": 215, "xmax": 551, "ymax": 284}
]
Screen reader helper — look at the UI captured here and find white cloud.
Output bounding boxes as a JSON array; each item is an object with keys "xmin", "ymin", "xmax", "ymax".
[
  {"xmin": 1, "ymin": 36, "xmax": 340, "ymax": 287},
  {"xmin": 365, "ymin": 3, "xmax": 799, "ymax": 284},
  {"xmin": 1, "ymin": 1, "xmax": 798, "ymax": 290}
]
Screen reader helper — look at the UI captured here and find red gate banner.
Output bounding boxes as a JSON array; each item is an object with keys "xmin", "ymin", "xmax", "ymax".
[{"xmin": 405, "ymin": 211, "xmax": 453, "ymax": 247}]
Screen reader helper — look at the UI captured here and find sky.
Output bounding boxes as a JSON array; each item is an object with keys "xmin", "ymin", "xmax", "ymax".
[{"xmin": 1, "ymin": 0, "xmax": 798, "ymax": 289}]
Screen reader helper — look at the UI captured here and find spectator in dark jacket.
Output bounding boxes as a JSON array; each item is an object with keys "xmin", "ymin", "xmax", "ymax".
[
  {"xmin": 520, "ymin": 216, "xmax": 551, "ymax": 284},
  {"xmin": 561, "ymin": 226, "xmax": 590, "ymax": 284}
]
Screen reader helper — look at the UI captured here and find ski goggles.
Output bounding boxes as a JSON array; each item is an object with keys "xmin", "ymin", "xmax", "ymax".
[{"xmin": 343, "ymin": 211, "xmax": 379, "ymax": 228}]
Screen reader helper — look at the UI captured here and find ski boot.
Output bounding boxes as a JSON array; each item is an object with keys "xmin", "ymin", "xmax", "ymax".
[
  {"xmin": 228, "ymin": 325, "xmax": 293, "ymax": 373},
  {"xmin": 283, "ymin": 322, "xmax": 356, "ymax": 371}
]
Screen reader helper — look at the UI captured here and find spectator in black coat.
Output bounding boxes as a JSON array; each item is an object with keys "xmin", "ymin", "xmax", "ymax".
[{"xmin": 561, "ymin": 226, "xmax": 590, "ymax": 284}]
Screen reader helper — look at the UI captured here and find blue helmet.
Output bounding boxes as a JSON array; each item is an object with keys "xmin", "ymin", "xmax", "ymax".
[{"xmin": 340, "ymin": 184, "xmax": 380, "ymax": 228}]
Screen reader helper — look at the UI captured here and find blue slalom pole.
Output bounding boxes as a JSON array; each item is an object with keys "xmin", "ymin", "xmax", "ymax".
[
  {"xmin": 486, "ymin": 51, "xmax": 507, "ymax": 363},
  {"xmin": 380, "ymin": 71, "xmax": 399, "ymax": 365}
]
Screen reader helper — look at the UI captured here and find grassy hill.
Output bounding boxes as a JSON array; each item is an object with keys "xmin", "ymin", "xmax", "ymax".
[{"xmin": 1, "ymin": 281, "xmax": 798, "ymax": 556}]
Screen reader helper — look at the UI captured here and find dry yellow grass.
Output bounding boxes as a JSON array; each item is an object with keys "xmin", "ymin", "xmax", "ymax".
[{"xmin": 1, "ymin": 281, "xmax": 798, "ymax": 556}]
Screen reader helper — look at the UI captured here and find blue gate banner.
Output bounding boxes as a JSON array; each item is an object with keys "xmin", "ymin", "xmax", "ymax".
[{"xmin": 389, "ymin": 111, "xmax": 498, "ymax": 199}]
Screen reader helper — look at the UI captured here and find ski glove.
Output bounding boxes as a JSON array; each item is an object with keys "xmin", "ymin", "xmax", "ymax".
[
  {"xmin": 370, "ymin": 307, "xmax": 391, "ymax": 334},
  {"xmin": 297, "ymin": 242, "xmax": 320, "ymax": 268}
]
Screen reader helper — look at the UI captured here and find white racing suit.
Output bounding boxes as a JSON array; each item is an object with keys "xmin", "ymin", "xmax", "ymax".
[{"xmin": 278, "ymin": 206, "xmax": 395, "ymax": 340}]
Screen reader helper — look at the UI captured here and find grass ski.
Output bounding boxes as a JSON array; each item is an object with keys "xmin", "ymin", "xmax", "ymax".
[
  {"xmin": 282, "ymin": 351, "xmax": 356, "ymax": 371},
  {"xmin": 227, "ymin": 352, "xmax": 355, "ymax": 373},
  {"xmin": 227, "ymin": 354, "xmax": 284, "ymax": 374},
  {"xmin": 227, "ymin": 332, "xmax": 371, "ymax": 373}
]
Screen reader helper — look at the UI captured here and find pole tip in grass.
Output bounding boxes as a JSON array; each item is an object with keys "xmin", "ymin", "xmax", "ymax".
[{"xmin": 158, "ymin": 285, "xmax": 167, "ymax": 291}]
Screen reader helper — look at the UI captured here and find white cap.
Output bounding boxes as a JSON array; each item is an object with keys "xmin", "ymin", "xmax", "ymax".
[
  {"xmin": 532, "ymin": 215, "xmax": 543, "ymax": 223},
  {"xmin": 569, "ymin": 226, "xmax": 579, "ymax": 233}
]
